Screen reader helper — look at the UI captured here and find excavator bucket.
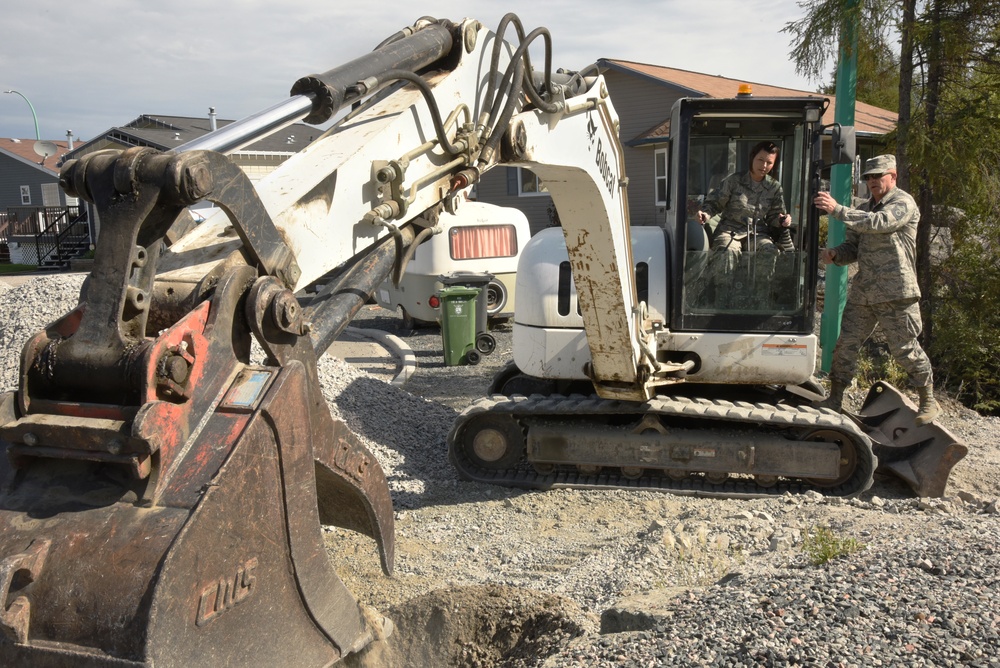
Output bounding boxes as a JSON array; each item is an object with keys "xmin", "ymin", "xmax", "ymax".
[
  {"xmin": 850, "ymin": 381, "xmax": 967, "ymax": 498},
  {"xmin": 0, "ymin": 272, "xmax": 395, "ymax": 666},
  {"xmin": 0, "ymin": 143, "xmax": 396, "ymax": 665}
]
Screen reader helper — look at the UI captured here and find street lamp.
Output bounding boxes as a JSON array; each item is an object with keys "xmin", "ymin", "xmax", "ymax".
[{"xmin": 4, "ymin": 89, "xmax": 41, "ymax": 140}]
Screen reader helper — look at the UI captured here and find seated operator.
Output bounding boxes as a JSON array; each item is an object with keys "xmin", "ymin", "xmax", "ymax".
[{"xmin": 696, "ymin": 141, "xmax": 793, "ymax": 270}]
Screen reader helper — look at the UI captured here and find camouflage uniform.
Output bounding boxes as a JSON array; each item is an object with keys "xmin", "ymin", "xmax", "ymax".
[
  {"xmin": 826, "ymin": 180, "xmax": 933, "ymax": 388},
  {"xmin": 702, "ymin": 171, "xmax": 787, "ymax": 259},
  {"xmin": 701, "ymin": 171, "xmax": 789, "ymax": 299}
]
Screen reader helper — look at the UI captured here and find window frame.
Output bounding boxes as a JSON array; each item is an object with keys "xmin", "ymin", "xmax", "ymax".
[
  {"xmin": 516, "ymin": 167, "xmax": 549, "ymax": 198},
  {"xmin": 654, "ymin": 147, "xmax": 670, "ymax": 207}
]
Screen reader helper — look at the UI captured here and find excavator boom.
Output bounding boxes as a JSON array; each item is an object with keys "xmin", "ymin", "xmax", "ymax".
[{"xmin": 0, "ymin": 15, "xmax": 593, "ymax": 665}]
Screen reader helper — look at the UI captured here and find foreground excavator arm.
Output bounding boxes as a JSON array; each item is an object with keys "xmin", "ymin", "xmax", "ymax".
[{"xmin": 0, "ymin": 15, "xmax": 632, "ymax": 666}]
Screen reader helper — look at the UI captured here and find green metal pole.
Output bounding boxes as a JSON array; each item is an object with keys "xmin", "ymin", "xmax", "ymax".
[
  {"xmin": 3, "ymin": 89, "xmax": 41, "ymax": 140},
  {"xmin": 820, "ymin": 1, "xmax": 859, "ymax": 372}
]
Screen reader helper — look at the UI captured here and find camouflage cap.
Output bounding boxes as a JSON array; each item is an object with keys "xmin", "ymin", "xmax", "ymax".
[{"xmin": 862, "ymin": 154, "xmax": 896, "ymax": 176}]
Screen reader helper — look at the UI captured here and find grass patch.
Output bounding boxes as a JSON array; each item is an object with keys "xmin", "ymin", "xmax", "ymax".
[
  {"xmin": 802, "ymin": 526, "xmax": 864, "ymax": 566},
  {"xmin": 855, "ymin": 340, "xmax": 909, "ymax": 391},
  {"xmin": 0, "ymin": 263, "xmax": 35, "ymax": 275}
]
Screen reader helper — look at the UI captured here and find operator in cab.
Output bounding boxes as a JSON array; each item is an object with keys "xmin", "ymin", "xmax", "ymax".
[{"xmin": 697, "ymin": 140, "xmax": 794, "ymax": 271}]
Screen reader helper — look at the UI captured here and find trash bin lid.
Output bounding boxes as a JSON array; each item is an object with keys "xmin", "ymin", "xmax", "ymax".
[
  {"xmin": 437, "ymin": 285, "xmax": 481, "ymax": 298},
  {"xmin": 438, "ymin": 271, "xmax": 494, "ymax": 287}
]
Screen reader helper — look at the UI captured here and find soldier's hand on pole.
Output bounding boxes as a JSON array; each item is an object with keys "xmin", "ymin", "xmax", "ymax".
[{"xmin": 813, "ymin": 191, "xmax": 836, "ymax": 214}]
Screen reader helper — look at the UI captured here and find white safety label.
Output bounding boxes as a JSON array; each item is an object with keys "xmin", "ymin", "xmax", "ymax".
[{"xmin": 761, "ymin": 343, "xmax": 808, "ymax": 357}]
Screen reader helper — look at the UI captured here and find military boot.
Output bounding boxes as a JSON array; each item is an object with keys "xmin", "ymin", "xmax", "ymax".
[
  {"xmin": 915, "ymin": 385, "xmax": 942, "ymax": 426},
  {"xmin": 816, "ymin": 380, "xmax": 847, "ymax": 412}
]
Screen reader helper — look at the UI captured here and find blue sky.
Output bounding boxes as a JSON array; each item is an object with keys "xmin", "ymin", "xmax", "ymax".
[{"xmin": 1, "ymin": 1, "xmax": 825, "ymax": 142}]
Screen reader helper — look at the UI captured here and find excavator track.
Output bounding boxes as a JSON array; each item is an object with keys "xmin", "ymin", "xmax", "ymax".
[{"xmin": 448, "ymin": 393, "xmax": 877, "ymax": 499}]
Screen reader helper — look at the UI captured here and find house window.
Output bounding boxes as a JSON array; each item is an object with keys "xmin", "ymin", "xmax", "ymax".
[
  {"xmin": 20, "ymin": 185, "xmax": 31, "ymax": 205},
  {"xmin": 654, "ymin": 148, "xmax": 669, "ymax": 206},
  {"xmin": 517, "ymin": 168, "xmax": 548, "ymax": 197},
  {"xmin": 41, "ymin": 183, "xmax": 61, "ymax": 207}
]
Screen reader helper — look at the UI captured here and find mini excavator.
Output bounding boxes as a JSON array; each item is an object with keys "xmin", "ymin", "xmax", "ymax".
[
  {"xmin": 448, "ymin": 96, "xmax": 966, "ymax": 501},
  {"xmin": 0, "ymin": 14, "xmax": 964, "ymax": 667}
]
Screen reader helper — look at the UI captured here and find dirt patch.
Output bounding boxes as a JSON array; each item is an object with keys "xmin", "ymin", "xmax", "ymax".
[{"xmin": 348, "ymin": 585, "xmax": 597, "ymax": 668}]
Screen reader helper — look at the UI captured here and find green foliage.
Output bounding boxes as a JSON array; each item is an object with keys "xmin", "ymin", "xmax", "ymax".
[
  {"xmin": 0, "ymin": 264, "xmax": 35, "ymax": 275},
  {"xmin": 782, "ymin": 0, "xmax": 901, "ymax": 87},
  {"xmin": 930, "ymin": 226, "xmax": 1000, "ymax": 415},
  {"xmin": 802, "ymin": 526, "xmax": 864, "ymax": 566},
  {"xmin": 855, "ymin": 341, "xmax": 909, "ymax": 391},
  {"xmin": 818, "ymin": 38, "xmax": 900, "ymax": 111}
]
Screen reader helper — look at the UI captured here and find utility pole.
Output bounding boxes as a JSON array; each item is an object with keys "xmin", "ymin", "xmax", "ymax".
[{"xmin": 820, "ymin": 0, "xmax": 859, "ymax": 372}]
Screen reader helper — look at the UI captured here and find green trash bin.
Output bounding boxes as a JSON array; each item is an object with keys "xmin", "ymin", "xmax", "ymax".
[{"xmin": 438, "ymin": 285, "xmax": 480, "ymax": 366}]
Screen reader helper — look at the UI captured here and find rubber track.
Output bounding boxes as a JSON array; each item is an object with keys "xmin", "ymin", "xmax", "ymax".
[{"xmin": 448, "ymin": 394, "xmax": 877, "ymax": 499}]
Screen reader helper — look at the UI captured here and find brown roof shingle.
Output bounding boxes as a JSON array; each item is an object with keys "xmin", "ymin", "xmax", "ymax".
[
  {"xmin": 0, "ymin": 138, "xmax": 74, "ymax": 174},
  {"xmin": 602, "ymin": 59, "xmax": 897, "ymax": 136}
]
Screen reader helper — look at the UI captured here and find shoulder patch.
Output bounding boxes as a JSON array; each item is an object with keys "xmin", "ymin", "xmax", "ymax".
[{"xmin": 891, "ymin": 202, "xmax": 909, "ymax": 220}]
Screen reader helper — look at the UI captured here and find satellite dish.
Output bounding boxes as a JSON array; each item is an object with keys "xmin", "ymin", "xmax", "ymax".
[{"xmin": 34, "ymin": 140, "xmax": 58, "ymax": 159}]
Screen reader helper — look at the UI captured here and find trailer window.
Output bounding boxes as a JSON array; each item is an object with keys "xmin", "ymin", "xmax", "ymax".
[{"xmin": 449, "ymin": 224, "xmax": 518, "ymax": 260}]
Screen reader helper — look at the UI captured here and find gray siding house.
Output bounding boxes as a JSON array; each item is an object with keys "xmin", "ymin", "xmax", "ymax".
[
  {"xmin": 0, "ymin": 138, "xmax": 77, "ymax": 264},
  {"xmin": 478, "ymin": 59, "xmax": 898, "ymax": 236}
]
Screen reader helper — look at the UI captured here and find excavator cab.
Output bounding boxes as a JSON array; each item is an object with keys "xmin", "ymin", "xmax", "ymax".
[{"xmin": 673, "ymin": 97, "xmax": 830, "ymax": 338}]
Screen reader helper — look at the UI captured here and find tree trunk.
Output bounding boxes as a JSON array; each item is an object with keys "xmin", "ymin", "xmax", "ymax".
[
  {"xmin": 917, "ymin": 0, "xmax": 944, "ymax": 347},
  {"xmin": 896, "ymin": 0, "xmax": 916, "ymax": 193}
]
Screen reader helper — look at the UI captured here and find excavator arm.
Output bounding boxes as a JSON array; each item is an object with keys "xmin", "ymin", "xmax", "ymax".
[
  {"xmin": 502, "ymin": 84, "xmax": 652, "ymax": 400},
  {"xmin": 0, "ymin": 15, "xmax": 610, "ymax": 666},
  {"xmin": 497, "ymin": 76, "xmax": 695, "ymax": 401}
]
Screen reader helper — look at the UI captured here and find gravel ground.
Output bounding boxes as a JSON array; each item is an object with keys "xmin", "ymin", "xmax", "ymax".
[{"xmin": 2, "ymin": 275, "xmax": 999, "ymax": 668}]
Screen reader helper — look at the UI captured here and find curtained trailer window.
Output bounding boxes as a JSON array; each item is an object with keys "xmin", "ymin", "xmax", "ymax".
[{"xmin": 449, "ymin": 224, "xmax": 519, "ymax": 260}]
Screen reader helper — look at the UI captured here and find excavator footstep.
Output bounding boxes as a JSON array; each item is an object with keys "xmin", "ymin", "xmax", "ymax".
[{"xmin": 850, "ymin": 381, "xmax": 967, "ymax": 498}]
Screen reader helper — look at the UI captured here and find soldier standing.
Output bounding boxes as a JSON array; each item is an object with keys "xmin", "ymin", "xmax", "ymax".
[{"xmin": 813, "ymin": 154, "xmax": 941, "ymax": 425}]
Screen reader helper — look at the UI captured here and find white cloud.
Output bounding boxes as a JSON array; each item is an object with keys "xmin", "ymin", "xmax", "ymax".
[{"xmin": 1, "ymin": 1, "xmax": 820, "ymax": 141}]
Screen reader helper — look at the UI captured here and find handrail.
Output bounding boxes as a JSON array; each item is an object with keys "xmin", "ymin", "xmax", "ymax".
[
  {"xmin": 34, "ymin": 209, "xmax": 89, "ymax": 268},
  {"xmin": 34, "ymin": 209, "xmax": 71, "ymax": 265},
  {"xmin": 5, "ymin": 206, "xmax": 81, "ymax": 237},
  {"xmin": 1, "ymin": 206, "xmax": 88, "ymax": 267}
]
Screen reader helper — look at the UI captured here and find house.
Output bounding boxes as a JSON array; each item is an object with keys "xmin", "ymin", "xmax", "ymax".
[
  {"xmin": 477, "ymin": 59, "xmax": 898, "ymax": 235},
  {"xmin": 0, "ymin": 137, "xmax": 78, "ymax": 265}
]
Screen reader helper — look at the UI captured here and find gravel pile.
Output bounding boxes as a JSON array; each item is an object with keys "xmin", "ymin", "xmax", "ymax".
[{"xmin": 3, "ymin": 275, "xmax": 999, "ymax": 668}]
